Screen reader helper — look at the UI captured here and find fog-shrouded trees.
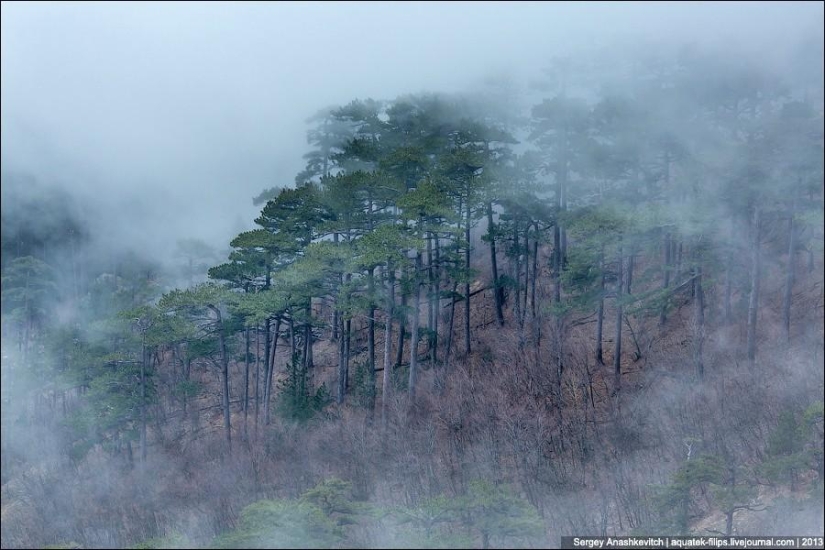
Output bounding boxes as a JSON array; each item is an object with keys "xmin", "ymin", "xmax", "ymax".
[{"xmin": 3, "ymin": 45, "xmax": 824, "ymax": 550}]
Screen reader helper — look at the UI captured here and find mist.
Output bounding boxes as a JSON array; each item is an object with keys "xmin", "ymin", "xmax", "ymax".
[
  {"xmin": 2, "ymin": 2, "xmax": 823, "ymax": 549},
  {"xmin": 3, "ymin": 1, "xmax": 821, "ymax": 258}
]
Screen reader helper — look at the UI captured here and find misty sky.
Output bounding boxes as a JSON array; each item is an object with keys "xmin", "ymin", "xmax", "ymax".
[{"xmin": 2, "ymin": 1, "xmax": 822, "ymax": 259}]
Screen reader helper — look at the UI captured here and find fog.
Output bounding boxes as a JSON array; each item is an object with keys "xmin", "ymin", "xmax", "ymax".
[
  {"xmin": 2, "ymin": 1, "xmax": 821, "ymax": 258},
  {"xmin": 2, "ymin": 2, "xmax": 823, "ymax": 549}
]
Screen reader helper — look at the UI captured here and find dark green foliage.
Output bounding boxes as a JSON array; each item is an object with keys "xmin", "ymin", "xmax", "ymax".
[
  {"xmin": 459, "ymin": 479, "xmax": 544, "ymax": 547},
  {"xmin": 210, "ymin": 479, "xmax": 376, "ymax": 549},
  {"xmin": 1, "ymin": 256, "xmax": 57, "ymax": 319},
  {"xmin": 350, "ymin": 360, "xmax": 377, "ymax": 409},
  {"xmin": 648, "ymin": 455, "xmax": 727, "ymax": 534},
  {"xmin": 277, "ymin": 353, "xmax": 330, "ymax": 421},
  {"xmin": 759, "ymin": 403, "xmax": 824, "ymax": 487},
  {"xmin": 387, "ymin": 480, "xmax": 542, "ymax": 549},
  {"xmin": 300, "ymin": 478, "xmax": 365, "ymax": 526},
  {"xmin": 211, "ymin": 499, "xmax": 342, "ymax": 549}
]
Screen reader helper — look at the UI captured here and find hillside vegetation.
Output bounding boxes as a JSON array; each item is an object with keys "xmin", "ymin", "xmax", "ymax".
[{"xmin": 2, "ymin": 45, "xmax": 824, "ymax": 549}]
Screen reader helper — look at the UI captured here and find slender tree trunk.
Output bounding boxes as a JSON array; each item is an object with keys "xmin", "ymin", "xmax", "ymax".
[
  {"xmin": 344, "ymin": 318, "xmax": 351, "ymax": 392},
  {"xmin": 367, "ymin": 268, "xmax": 376, "ymax": 410},
  {"xmin": 263, "ymin": 317, "xmax": 271, "ymax": 418},
  {"xmin": 337, "ymin": 312, "xmax": 347, "ymax": 405},
  {"xmin": 465, "ymin": 195, "xmax": 472, "ymax": 356},
  {"xmin": 427, "ymin": 233, "xmax": 436, "ymax": 364},
  {"xmin": 445, "ymin": 282, "xmax": 458, "ymax": 365},
  {"xmin": 694, "ymin": 259, "xmax": 705, "ymax": 380},
  {"xmin": 396, "ymin": 289, "xmax": 407, "ymax": 367},
  {"xmin": 427, "ymin": 234, "xmax": 434, "ymax": 347},
  {"xmin": 409, "ymin": 252, "xmax": 422, "ymax": 403},
  {"xmin": 559, "ymin": 136, "xmax": 568, "ymax": 267},
  {"xmin": 724, "ymin": 249, "xmax": 733, "ymax": 326},
  {"xmin": 264, "ymin": 318, "xmax": 281, "ymax": 425},
  {"xmin": 487, "ymin": 202, "xmax": 504, "ymax": 326},
  {"xmin": 333, "ymin": 233, "xmax": 340, "ymax": 341},
  {"xmin": 556, "ymin": 314, "xmax": 564, "ymax": 401},
  {"xmin": 597, "ymin": 244, "xmax": 605, "ymax": 365},
  {"xmin": 514, "ymin": 223, "xmax": 522, "ymax": 326},
  {"xmin": 782, "ymin": 204, "xmax": 796, "ymax": 344},
  {"xmin": 255, "ymin": 323, "xmax": 260, "ymax": 432},
  {"xmin": 614, "ymin": 240, "xmax": 624, "ymax": 391},
  {"xmin": 243, "ymin": 326, "xmax": 250, "ymax": 438},
  {"xmin": 522, "ymin": 228, "xmax": 530, "ymax": 326},
  {"xmin": 140, "ymin": 332, "xmax": 147, "ymax": 462},
  {"xmin": 660, "ymin": 231, "xmax": 672, "ymax": 326},
  {"xmin": 289, "ymin": 314, "xmax": 296, "ymax": 360},
  {"xmin": 725, "ymin": 466, "xmax": 737, "ymax": 536},
  {"xmin": 382, "ymin": 263, "xmax": 395, "ymax": 429},
  {"xmin": 432, "ymin": 237, "xmax": 440, "ymax": 365},
  {"xmin": 746, "ymin": 208, "xmax": 761, "ymax": 368},
  {"xmin": 531, "ymin": 230, "xmax": 539, "ymax": 319},
  {"xmin": 303, "ymin": 302, "xmax": 313, "ymax": 370},
  {"xmin": 553, "ymin": 224, "xmax": 561, "ymax": 305},
  {"xmin": 209, "ymin": 305, "xmax": 231, "ymax": 454}
]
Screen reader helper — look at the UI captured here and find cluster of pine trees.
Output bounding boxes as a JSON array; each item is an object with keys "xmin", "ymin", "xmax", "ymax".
[{"xmin": 1, "ymin": 46, "xmax": 823, "ymax": 548}]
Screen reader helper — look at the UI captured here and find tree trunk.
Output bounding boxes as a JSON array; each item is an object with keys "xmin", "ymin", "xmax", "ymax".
[
  {"xmin": 614, "ymin": 240, "xmax": 624, "ymax": 391},
  {"xmin": 556, "ymin": 314, "xmax": 564, "ymax": 401},
  {"xmin": 694, "ymin": 262, "xmax": 705, "ymax": 380},
  {"xmin": 746, "ymin": 208, "xmax": 761, "ymax": 368},
  {"xmin": 553, "ymin": 224, "xmax": 561, "ymax": 305},
  {"xmin": 559, "ymin": 136, "xmax": 568, "ymax": 267},
  {"xmin": 433, "ymin": 236, "xmax": 440, "ymax": 365},
  {"xmin": 255, "ymin": 323, "xmax": 260, "ymax": 432},
  {"xmin": 263, "ymin": 317, "xmax": 271, "ymax": 418},
  {"xmin": 531, "ymin": 231, "xmax": 539, "ymax": 319},
  {"xmin": 344, "ymin": 318, "xmax": 351, "ymax": 393},
  {"xmin": 409, "ymin": 252, "xmax": 422, "ymax": 404},
  {"xmin": 427, "ymin": 233, "xmax": 437, "ymax": 365},
  {"xmin": 243, "ymin": 326, "xmax": 250, "ymax": 438},
  {"xmin": 382, "ymin": 263, "xmax": 395, "ymax": 429},
  {"xmin": 337, "ymin": 312, "xmax": 347, "ymax": 405},
  {"xmin": 782, "ymin": 205, "xmax": 796, "ymax": 344},
  {"xmin": 445, "ymin": 282, "xmax": 458, "ymax": 365},
  {"xmin": 333, "ymin": 233, "xmax": 340, "ymax": 341},
  {"xmin": 724, "ymin": 249, "xmax": 733, "ymax": 326},
  {"xmin": 396, "ymin": 288, "xmax": 407, "ymax": 368},
  {"xmin": 660, "ymin": 231, "xmax": 672, "ymax": 326},
  {"xmin": 522, "ymin": 227, "xmax": 530, "ymax": 326},
  {"xmin": 289, "ymin": 314, "xmax": 296, "ymax": 359},
  {"xmin": 487, "ymin": 202, "xmax": 504, "ymax": 326},
  {"xmin": 367, "ymin": 268, "xmax": 376, "ymax": 411},
  {"xmin": 465, "ymin": 195, "xmax": 472, "ymax": 356},
  {"xmin": 514, "ymin": 223, "xmax": 522, "ymax": 326},
  {"xmin": 209, "ymin": 305, "xmax": 231, "ymax": 454},
  {"xmin": 264, "ymin": 318, "xmax": 281, "ymax": 425},
  {"xmin": 596, "ymin": 244, "xmax": 605, "ymax": 365},
  {"xmin": 140, "ymin": 332, "xmax": 147, "ymax": 462},
  {"xmin": 303, "ymin": 302, "xmax": 313, "ymax": 370}
]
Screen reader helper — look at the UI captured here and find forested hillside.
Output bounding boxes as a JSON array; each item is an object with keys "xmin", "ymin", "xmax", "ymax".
[{"xmin": 2, "ymin": 36, "xmax": 824, "ymax": 550}]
